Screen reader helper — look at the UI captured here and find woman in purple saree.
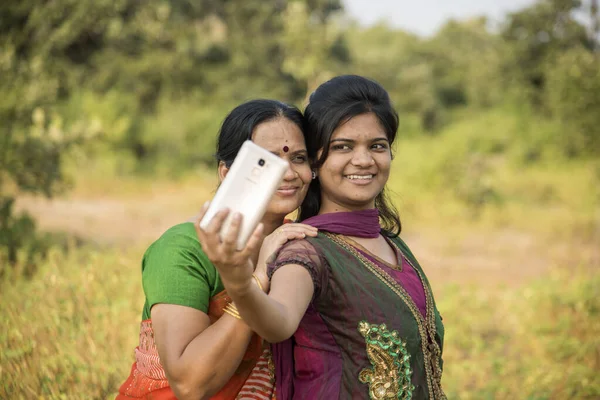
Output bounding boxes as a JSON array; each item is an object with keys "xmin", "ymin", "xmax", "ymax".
[{"xmin": 197, "ymin": 75, "xmax": 446, "ymax": 399}]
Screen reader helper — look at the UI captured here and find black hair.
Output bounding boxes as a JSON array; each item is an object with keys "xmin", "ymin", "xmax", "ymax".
[
  {"xmin": 299, "ymin": 75, "xmax": 402, "ymax": 236},
  {"xmin": 215, "ymin": 99, "xmax": 305, "ymax": 168}
]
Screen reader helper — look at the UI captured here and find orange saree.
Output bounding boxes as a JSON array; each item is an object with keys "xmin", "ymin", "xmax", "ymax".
[{"xmin": 116, "ymin": 290, "xmax": 276, "ymax": 400}]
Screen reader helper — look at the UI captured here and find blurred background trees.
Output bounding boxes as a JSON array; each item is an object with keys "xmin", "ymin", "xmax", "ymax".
[
  {"xmin": 2, "ymin": 3, "xmax": 599, "ymax": 397},
  {"xmin": 1, "ymin": 0, "xmax": 599, "ymax": 264}
]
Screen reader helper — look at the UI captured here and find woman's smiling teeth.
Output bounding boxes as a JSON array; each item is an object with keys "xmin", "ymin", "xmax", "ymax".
[{"xmin": 345, "ymin": 174, "xmax": 374, "ymax": 180}]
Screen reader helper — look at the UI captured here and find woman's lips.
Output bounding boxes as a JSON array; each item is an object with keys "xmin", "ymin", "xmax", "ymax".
[{"xmin": 276, "ymin": 186, "xmax": 299, "ymax": 196}]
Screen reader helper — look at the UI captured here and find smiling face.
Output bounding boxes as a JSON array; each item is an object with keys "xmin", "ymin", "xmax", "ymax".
[
  {"xmin": 250, "ymin": 117, "xmax": 312, "ymax": 217},
  {"xmin": 316, "ymin": 112, "xmax": 392, "ymax": 214}
]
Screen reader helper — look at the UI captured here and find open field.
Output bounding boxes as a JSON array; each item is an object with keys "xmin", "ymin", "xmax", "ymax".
[{"xmin": 3, "ymin": 158, "xmax": 599, "ymax": 399}]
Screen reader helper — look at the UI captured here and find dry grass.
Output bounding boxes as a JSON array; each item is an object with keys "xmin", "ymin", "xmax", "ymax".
[
  {"xmin": 2, "ymin": 242, "xmax": 598, "ymax": 399},
  {"xmin": 1, "ymin": 245, "xmax": 144, "ymax": 399}
]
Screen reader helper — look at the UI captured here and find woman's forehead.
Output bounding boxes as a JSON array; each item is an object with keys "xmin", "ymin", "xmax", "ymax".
[
  {"xmin": 330, "ymin": 113, "xmax": 387, "ymax": 141},
  {"xmin": 253, "ymin": 118, "xmax": 303, "ymax": 139},
  {"xmin": 252, "ymin": 119, "xmax": 306, "ymax": 151}
]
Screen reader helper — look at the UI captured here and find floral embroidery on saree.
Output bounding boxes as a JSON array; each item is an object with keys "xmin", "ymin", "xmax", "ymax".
[{"xmin": 358, "ymin": 321, "xmax": 415, "ymax": 400}]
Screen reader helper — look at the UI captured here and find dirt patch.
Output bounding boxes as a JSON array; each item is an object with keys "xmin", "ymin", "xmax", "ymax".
[{"xmin": 15, "ymin": 190, "xmax": 588, "ymax": 290}]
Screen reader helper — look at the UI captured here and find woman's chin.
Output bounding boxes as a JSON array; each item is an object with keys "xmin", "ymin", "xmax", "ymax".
[{"xmin": 266, "ymin": 200, "xmax": 302, "ymax": 219}]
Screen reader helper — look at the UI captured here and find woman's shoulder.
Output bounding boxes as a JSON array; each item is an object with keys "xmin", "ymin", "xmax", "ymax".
[
  {"xmin": 144, "ymin": 222, "xmax": 213, "ymax": 268},
  {"xmin": 277, "ymin": 234, "xmax": 326, "ymax": 255},
  {"xmin": 150, "ymin": 222, "xmax": 200, "ymax": 249},
  {"xmin": 141, "ymin": 222, "xmax": 221, "ymax": 313},
  {"xmin": 272, "ymin": 235, "xmax": 330, "ymax": 268},
  {"xmin": 159, "ymin": 221, "xmax": 197, "ymax": 239}
]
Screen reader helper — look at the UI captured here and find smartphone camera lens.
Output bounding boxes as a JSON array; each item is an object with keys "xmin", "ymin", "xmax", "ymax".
[{"xmin": 258, "ymin": 159, "xmax": 265, "ymax": 167}]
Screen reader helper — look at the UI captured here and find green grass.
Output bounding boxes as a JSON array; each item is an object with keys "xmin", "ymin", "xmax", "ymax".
[{"xmin": 440, "ymin": 269, "xmax": 600, "ymax": 399}]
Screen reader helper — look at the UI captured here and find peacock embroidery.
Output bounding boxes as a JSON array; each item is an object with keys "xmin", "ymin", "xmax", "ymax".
[{"xmin": 358, "ymin": 321, "xmax": 415, "ymax": 399}]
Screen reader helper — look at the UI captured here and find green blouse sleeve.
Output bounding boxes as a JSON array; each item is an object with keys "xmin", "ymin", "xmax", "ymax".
[{"xmin": 141, "ymin": 222, "xmax": 222, "ymax": 314}]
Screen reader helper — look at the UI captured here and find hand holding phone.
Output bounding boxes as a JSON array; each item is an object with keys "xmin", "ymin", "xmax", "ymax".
[{"xmin": 199, "ymin": 140, "xmax": 289, "ymax": 250}]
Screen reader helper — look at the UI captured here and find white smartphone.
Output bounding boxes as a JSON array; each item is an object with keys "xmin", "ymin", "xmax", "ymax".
[{"xmin": 199, "ymin": 140, "xmax": 289, "ymax": 250}]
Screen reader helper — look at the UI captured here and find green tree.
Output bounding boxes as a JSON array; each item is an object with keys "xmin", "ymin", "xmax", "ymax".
[
  {"xmin": 344, "ymin": 23, "xmax": 439, "ymax": 131},
  {"xmin": 0, "ymin": 1, "xmax": 105, "ymax": 269},
  {"xmin": 280, "ymin": 1, "xmax": 348, "ymax": 101},
  {"xmin": 545, "ymin": 46, "xmax": 600, "ymax": 156},
  {"xmin": 426, "ymin": 18, "xmax": 508, "ymax": 109},
  {"xmin": 0, "ymin": 0, "xmax": 347, "ymax": 269},
  {"xmin": 502, "ymin": 0, "xmax": 592, "ymax": 105}
]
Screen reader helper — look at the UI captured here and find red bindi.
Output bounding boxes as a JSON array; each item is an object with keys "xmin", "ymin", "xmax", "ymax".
[{"xmin": 283, "ymin": 145, "xmax": 289, "ymax": 153}]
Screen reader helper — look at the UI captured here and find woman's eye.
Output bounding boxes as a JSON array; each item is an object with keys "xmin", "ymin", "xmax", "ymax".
[
  {"xmin": 292, "ymin": 155, "xmax": 307, "ymax": 163},
  {"xmin": 331, "ymin": 144, "xmax": 351, "ymax": 151},
  {"xmin": 372, "ymin": 143, "xmax": 388, "ymax": 150}
]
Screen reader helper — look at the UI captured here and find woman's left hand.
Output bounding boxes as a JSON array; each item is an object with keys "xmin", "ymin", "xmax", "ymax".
[
  {"xmin": 254, "ymin": 223, "xmax": 318, "ymax": 291},
  {"xmin": 194, "ymin": 203, "xmax": 264, "ymax": 296}
]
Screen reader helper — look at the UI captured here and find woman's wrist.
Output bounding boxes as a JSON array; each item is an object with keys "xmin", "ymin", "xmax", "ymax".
[
  {"xmin": 224, "ymin": 275, "xmax": 267, "ymax": 305},
  {"xmin": 252, "ymin": 273, "xmax": 270, "ymax": 293},
  {"xmin": 253, "ymin": 255, "xmax": 270, "ymax": 293},
  {"xmin": 223, "ymin": 278, "xmax": 255, "ymax": 298},
  {"xmin": 223, "ymin": 302, "xmax": 241, "ymax": 319},
  {"xmin": 252, "ymin": 274, "xmax": 264, "ymax": 292}
]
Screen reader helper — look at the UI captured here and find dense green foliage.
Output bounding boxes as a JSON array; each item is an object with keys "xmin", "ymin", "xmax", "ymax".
[{"xmin": 1, "ymin": 0, "xmax": 599, "ymax": 264}]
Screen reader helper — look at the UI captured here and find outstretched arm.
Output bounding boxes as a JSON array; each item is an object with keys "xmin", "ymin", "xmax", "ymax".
[
  {"xmin": 228, "ymin": 262, "xmax": 314, "ymax": 343},
  {"xmin": 195, "ymin": 205, "xmax": 318, "ymax": 343}
]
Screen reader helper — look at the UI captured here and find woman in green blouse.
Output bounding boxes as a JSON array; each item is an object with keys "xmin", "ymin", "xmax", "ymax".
[{"xmin": 116, "ymin": 99, "xmax": 317, "ymax": 400}]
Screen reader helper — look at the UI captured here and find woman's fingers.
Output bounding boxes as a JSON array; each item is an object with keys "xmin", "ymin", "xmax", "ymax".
[
  {"xmin": 257, "ymin": 223, "xmax": 318, "ymax": 260},
  {"xmin": 240, "ymin": 223, "xmax": 264, "ymax": 261},
  {"xmin": 205, "ymin": 208, "xmax": 231, "ymax": 235},
  {"xmin": 221, "ymin": 212, "xmax": 242, "ymax": 254},
  {"xmin": 196, "ymin": 201, "xmax": 210, "ymax": 222},
  {"xmin": 277, "ymin": 224, "xmax": 318, "ymax": 238},
  {"xmin": 195, "ymin": 204, "xmax": 233, "ymax": 261},
  {"xmin": 262, "ymin": 229, "xmax": 308, "ymax": 259},
  {"xmin": 290, "ymin": 223, "xmax": 319, "ymax": 235},
  {"xmin": 194, "ymin": 202, "xmax": 211, "ymax": 245},
  {"xmin": 286, "ymin": 231, "xmax": 310, "ymax": 240},
  {"xmin": 273, "ymin": 231, "xmax": 307, "ymax": 248}
]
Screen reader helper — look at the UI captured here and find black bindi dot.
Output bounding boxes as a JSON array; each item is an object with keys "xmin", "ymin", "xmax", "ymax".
[{"xmin": 283, "ymin": 146, "xmax": 289, "ymax": 153}]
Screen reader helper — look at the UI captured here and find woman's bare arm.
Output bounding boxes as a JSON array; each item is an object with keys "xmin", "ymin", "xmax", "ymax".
[
  {"xmin": 195, "ymin": 205, "xmax": 319, "ymax": 344},
  {"xmin": 228, "ymin": 263, "xmax": 314, "ymax": 343},
  {"xmin": 151, "ymin": 303, "xmax": 254, "ymax": 400}
]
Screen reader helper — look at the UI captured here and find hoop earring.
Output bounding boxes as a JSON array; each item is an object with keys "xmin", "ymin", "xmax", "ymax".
[{"xmin": 311, "ymin": 171, "xmax": 317, "ymax": 180}]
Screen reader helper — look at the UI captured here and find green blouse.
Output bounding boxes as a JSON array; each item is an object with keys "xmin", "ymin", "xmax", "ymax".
[{"xmin": 140, "ymin": 222, "xmax": 224, "ymax": 320}]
